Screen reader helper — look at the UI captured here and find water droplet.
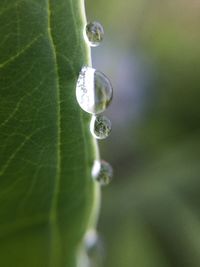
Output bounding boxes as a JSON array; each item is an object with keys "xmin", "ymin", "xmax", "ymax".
[
  {"xmin": 84, "ymin": 21, "xmax": 104, "ymax": 47},
  {"xmin": 90, "ymin": 115, "xmax": 111, "ymax": 140},
  {"xmin": 92, "ymin": 160, "xmax": 113, "ymax": 186},
  {"xmin": 84, "ymin": 229, "xmax": 99, "ymax": 251},
  {"xmin": 76, "ymin": 66, "xmax": 113, "ymax": 114},
  {"xmin": 84, "ymin": 229, "xmax": 105, "ymax": 267}
]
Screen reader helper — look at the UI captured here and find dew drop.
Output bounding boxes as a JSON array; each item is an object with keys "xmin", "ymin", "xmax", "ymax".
[
  {"xmin": 84, "ymin": 229, "xmax": 99, "ymax": 251},
  {"xmin": 90, "ymin": 115, "xmax": 111, "ymax": 140},
  {"xmin": 84, "ymin": 229, "xmax": 105, "ymax": 267},
  {"xmin": 92, "ymin": 160, "xmax": 113, "ymax": 186},
  {"xmin": 84, "ymin": 21, "xmax": 104, "ymax": 47},
  {"xmin": 76, "ymin": 66, "xmax": 113, "ymax": 114}
]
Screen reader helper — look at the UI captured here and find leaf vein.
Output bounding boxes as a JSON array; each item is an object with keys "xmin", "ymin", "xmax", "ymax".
[
  {"xmin": 47, "ymin": 0, "xmax": 61, "ymax": 223},
  {"xmin": 0, "ymin": 127, "xmax": 49, "ymax": 177},
  {"xmin": 0, "ymin": 72, "xmax": 53, "ymax": 128},
  {"xmin": 0, "ymin": 34, "xmax": 43, "ymax": 69}
]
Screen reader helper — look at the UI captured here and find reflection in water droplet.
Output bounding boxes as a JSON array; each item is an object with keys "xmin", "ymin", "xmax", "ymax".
[
  {"xmin": 90, "ymin": 115, "xmax": 112, "ymax": 140},
  {"xmin": 84, "ymin": 21, "xmax": 104, "ymax": 47},
  {"xmin": 76, "ymin": 66, "xmax": 113, "ymax": 114},
  {"xmin": 84, "ymin": 229, "xmax": 98, "ymax": 251},
  {"xmin": 92, "ymin": 160, "xmax": 113, "ymax": 186},
  {"xmin": 84, "ymin": 229, "xmax": 105, "ymax": 267}
]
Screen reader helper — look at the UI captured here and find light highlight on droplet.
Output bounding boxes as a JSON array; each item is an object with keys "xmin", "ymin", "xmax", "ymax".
[
  {"xmin": 84, "ymin": 229, "xmax": 98, "ymax": 251},
  {"xmin": 76, "ymin": 66, "xmax": 113, "ymax": 114}
]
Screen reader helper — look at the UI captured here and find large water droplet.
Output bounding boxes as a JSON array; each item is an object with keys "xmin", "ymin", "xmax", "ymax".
[
  {"xmin": 92, "ymin": 160, "xmax": 113, "ymax": 186},
  {"xmin": 76, "ymin": 66, "xmax": 113, "ymax": 114},
  {"xmin": 84, "ymin": 21, "xmax": 104, "ymax": 47},
  {"xmin": 90, "ymin": 115, "xmax": 111, "ymax": 140}
]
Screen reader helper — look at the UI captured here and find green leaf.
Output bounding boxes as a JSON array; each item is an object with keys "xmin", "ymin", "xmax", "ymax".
[{"xmin": 0, "ymin": 1, "xmax": 100, "ymax": 266}]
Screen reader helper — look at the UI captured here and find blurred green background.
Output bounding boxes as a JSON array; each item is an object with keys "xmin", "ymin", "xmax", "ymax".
[{"xmin": 86, "ymin": 0, "xmax": 200, "ymax": 266}]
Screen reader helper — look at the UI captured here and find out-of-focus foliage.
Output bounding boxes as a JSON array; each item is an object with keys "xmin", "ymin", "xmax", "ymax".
[{"xmin": 86, "ymin": 0, "xmax": 200, "ymax": 266}]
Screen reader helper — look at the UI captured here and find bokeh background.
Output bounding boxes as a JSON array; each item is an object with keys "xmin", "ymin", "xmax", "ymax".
[{"xmin": 86, "ymin": 0, "xmax": 200, "ymax": 266}]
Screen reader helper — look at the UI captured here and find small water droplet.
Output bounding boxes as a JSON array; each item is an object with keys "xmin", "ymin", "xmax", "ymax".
[
  {"xmin": 84, "ymin": 229, "xmax": 98, "ymax": 251},
  {"xmin": 92, "ymin": 160, "xmax": 113, "ymax": 186},
  {"xmin": 84, "ymin": 229, "xmax": 105, "ymax": 267},
  {"xmin": 76, "ymin": 66, "xmax": 113, "ymax": 114},
  {"xmin": 90, "ymin": 115, "xmax": 111, "ymax": 140},
  {"xmin": 84, "ymin": 21, "xmax": 104, "ymax": 47}
]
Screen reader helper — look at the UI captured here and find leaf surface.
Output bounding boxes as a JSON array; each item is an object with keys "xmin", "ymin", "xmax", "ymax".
[{"xmin": 0, "ymin": 1, "xmax": 99, "ymax": 266}]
